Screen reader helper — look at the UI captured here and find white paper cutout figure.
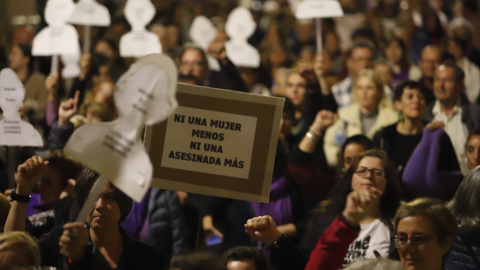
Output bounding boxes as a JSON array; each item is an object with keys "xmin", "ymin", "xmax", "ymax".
[
  {"xmin": 68, "ymin": 0, "xmax": 111, "ymax": 26},
  {"xmin": 61, "ymin": 48, "xmax": 81, "ymax": 78},
  {"xmin": 63, "ymin": 54, "xmax": 177, "ymax": 201},
  {"xmin": 0, "ymin": 69, "xmax": 43, "ymax": 147},
  {"xmin": 189, "ymin": 16, "xmax": 220, "ymax": 71},
  {"xmin": 32, "ymin": 0, "xmax": 80, "ymax": 57},
  {"xmin": 120, "ymin": 0, "xmax": 161, "ymax": 58},
  {"xmin": 295, "ymin": 0, "xmax": 344, "ymax": 19},
  {"xmin": 225, "ymin": 7, "xmax": 261, "ymax": 68}
]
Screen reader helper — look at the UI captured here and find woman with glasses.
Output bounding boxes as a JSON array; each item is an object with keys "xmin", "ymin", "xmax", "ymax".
[
  {"xmin": 245, "ymin": 149, "xmax": 402, "ymax": 270},
  {"xmin": 393, "ymin": 198, "xmax": 457, "ymax": 270}
]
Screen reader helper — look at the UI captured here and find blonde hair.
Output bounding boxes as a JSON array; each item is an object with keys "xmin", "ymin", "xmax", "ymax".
[
  {"xmin": 0, "ymin": 231, "xmax": 41, "ymax": 267},
  {"xmin": 354, "ymin": 68, "xmax": 393, "ymax": 108}
]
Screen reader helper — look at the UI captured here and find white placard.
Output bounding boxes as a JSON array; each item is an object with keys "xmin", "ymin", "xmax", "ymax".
[
  {"xmin": 189, "ymin": 16, "xmax": 220, "ymax": 71},
  {"xmin": 63, "ymin": 54, "xmax": 177, "ymax": 201},
  {"xmin": 225, "ymin": 7, "xmax": 260, "ymax": 68},
  {"xmin": 0, "ymin": 69, "xmax": 43, "ymax": 147},
  {"xmin": 295, "ymin": 0, "xmax": 344, "ymax": 19},
  {"xmin": 68, "ymin": 0, "xmax": 111, "ymax": 26},
  {"xmin": 119, "ymin": 0, "xmax": 161, "ymax": 58},
  {"xmin": 32, "ymin": 0, "xmax": 80, "ymax": 56},
  {"xmin": 162, "ymin": 106, "xmax": 257, "ymax": 179},
  {"xmin": 61, "ymin": 48, "xmax": 81, "ymax": 78}
]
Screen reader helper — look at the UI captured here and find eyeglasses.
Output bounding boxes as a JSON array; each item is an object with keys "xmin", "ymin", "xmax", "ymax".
[
  {"xmin": 354, "ymin": 166, "xmax": 385, "ymax": 179},
  {"xmin": 393, "ymin": 233, "xmax": 435, "ymax": 248}
]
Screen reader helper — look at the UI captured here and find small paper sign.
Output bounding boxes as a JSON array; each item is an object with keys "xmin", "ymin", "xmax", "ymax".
[
  {"xmin": 144, "ymin": 83, "xmax": 284, "ymax": 203},
  {"xmin": 68, "ymin": 0, "xmax": 111, "ymax": 26},
  {"xmin": 63, "ymin": 54, "xmax": 178, "ymax": 201},
  {"xmin": 61, "ymin": 48, "xmax": 81, "ymax": 78},
  {"xmin": 120, "ymin": 0, "xmax": 161, "ymax": 58},
  {"xmin": 225, "ymin": 7, "xmax": 261, "ymax": 68},
  {"xmin": 295, "ymin": 0, "xmax": 344, "ymax": 19},
  {"xmin": 32, "ymin": 0, "xmax": 80, "ymax": 56},
  {"xmin": 189, "ymin": 16, "xmax": 220, "ymax": 71},
  {"xmin": 0, "ymin": 68, "xmax": 43, "ymax": 147}
]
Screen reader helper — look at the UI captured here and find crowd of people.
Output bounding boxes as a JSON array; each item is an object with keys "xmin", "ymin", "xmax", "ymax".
[{"xmin": 1, "ymin": 0, "xmax": 480, "ymax": 269}]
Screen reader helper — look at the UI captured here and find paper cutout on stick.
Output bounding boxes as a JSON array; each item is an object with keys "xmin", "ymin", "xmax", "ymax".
[
  {"xmin": 120, "ymin": 0, "xmax": 161, "ymax": 58},
  {"xmin": 61, "ymin": 48, "xmax": 81, "ymax": 78},
  {"xmin": 225, "ymin": 7, "xmax": 260, "ymax": 68},
  {"xmin": 189, "ymin": 16, "xmax": 220, "ymax": 71},
  {"xmin": 32, "ymin": 0, "xmax": 80, "ymax": 56},
  {"xmin": 63, "ymin": 54, "xmax": 178, "ymax": 201},
  {"xmin": 295, "ymin": 0, "xmax": 344, "ymax": 19},
  {"xmin": 0, "ymin": 69, "xmax": 43, "ymax": 147},
  {"xmin": 68, "ymin": 0, "xmax": 111, "ymax": 26}
]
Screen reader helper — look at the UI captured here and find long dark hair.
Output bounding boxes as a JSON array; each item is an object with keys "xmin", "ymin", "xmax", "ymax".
[
  {"xmin": 74, "ymin": 168, "xmax": 132, "ymax": 223},
  {"xmin": 326, "ymin": 149, "xmax": 402, "ymax": 222}
]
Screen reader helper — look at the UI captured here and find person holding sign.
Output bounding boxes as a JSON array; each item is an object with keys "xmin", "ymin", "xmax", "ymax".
[
  {"xmin": 4, "ymin": 156, "xmax": 169, "ymax": 269},
  {"xmin": 178, "ymin": 41, "xmax": 247, "ymax": 92}
]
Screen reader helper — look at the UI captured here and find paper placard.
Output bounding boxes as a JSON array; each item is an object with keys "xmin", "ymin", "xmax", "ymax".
[
  {"xmin": 144, "ymin": 83, "xmax": 284, "ymax": 203},
  {"xmin": 295, "ymin": 0, "xmax": 344, "ymax": 19},
  {"xmin": 120, "ymin": 0, "xmax": 161, "ymax": 57},
  {"xmin": 189, "ymin": 16, "xmax": 220, "ymax": 71},
  {"xmin": 68, "ymin": 0, "xmax": 111, "ymax": 26},
  {"xmin": 61, "ymin": 48, "xmax": 81, "ymax": 78},
  {"xmin": 32, "ymin": 0, "xmax": 80, "ymax": 56},
  {"xmin": 0, "ymin": 68, "xmax": 43, "ymax": 147},
  {"xmin": 225, "ymin": 7, "xmax": 261, "ymax": 68},
  {"xmin": 64, "ymin": 54, "xmax": 178, "ymax": 201}
]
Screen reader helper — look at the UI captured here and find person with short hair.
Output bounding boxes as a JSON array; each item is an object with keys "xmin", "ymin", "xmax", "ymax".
[
  {"xmin": 423, "ymin": 62, "xmax": 480, "ymax": 174},
  {"xmin": 331, "ymin": 41, "xmax": 376, "ymax": 108},
  {"xmin": 393, "ymin": 198, "xmax": 457, "ymax": 270},
  {"xmin": 222, "ymin": 246, "xmax": 270, "ymax": 270}
]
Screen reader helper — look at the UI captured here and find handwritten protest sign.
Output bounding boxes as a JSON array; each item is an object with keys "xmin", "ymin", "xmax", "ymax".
[
  {"xmin": 120, "ymin": 0, "xmax": 161, "ymax": 58},
  {"xmin": 64, "ymin": 54, "xmax": 177, "ymax": 202},
  {"xmin": 0, "ymin": 68, "xmax": 43, "ymax": 146},
  {"xmin": 145, "ymin": 84, "xmax": 284, "ymax": 203}
]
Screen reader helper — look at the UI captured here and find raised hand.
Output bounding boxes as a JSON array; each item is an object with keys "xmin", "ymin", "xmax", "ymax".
[
  {"xmin": 15, "ymin": 155, "xmax": 49, "ymax": 196},
  {"xmin": 58, "ymin": 90, "xmax": 80, "ymax": 126},
  {"xmin": 244, "ymin": 215, "xmax": 282, "ymax": 246},
  {"xmin": 425, "ymin": 120, "xmax": 444, "ymax": 131},
  {"xmin": 342, "ymin": 187, "xmax": 383, "ymax": 226},
  {"xmin": 59, "ymin": 222, "xmax": 89, "ymax": 262},
  {"xmin": 79, "ymin": 53, "xmax": 91, "ymax": 80},
  {"xmin": 45, "ymin": 73, "xmax": 59, "ymax": 101},
  {"xmin": 208, "ymin": 41, "xmax": 227, "ymax": 64},
  {"xmin": 310, "ymin": 110, "xmax": 338, "ymax": 134}
]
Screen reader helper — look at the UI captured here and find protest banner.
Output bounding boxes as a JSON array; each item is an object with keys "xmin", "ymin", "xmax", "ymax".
[{"xmin": 145, "ymin": 83, "xmax": 284, "ymax": 203}]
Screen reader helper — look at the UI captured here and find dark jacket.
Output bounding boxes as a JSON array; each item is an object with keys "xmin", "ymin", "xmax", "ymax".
[
  {"xmin": 423, "ymin": 98, "xmax": 480, "ymax": 132},
  {"xmin": 444, "ymin": 231, "xmax": 480, "ymax": 270}
]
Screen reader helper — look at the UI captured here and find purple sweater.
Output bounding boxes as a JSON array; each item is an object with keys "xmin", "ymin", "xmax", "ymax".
[{"xmin": 402, "ymin": 128, "xmax": 463, "ymax": 200}]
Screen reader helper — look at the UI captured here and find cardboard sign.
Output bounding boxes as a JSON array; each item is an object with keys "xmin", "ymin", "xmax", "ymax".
[
  {"xmin": 225, "ymin": 7, "xmax": 260, "ymax": 68},
  {"xmin": 32, "ymin": 0, "xmax": 80, "ymax": 56},
  {"xmin": 120, "ymin": 0, "xmax": 161, "ymax": 57},
  {"xmin": 68, "ymin": 0, "xmax": 111, "ymax": 26},
  {"xmin": 64, "ymin": 54, "xmax": 178, "ymax": 201},
  {"xmin": 0, "ymin": 68, "xmax": 43, "ymax": 146},
  {"xmin": 189, "ymin": 16, "xmax": 220, "ymax": 71},
  {"xmin": 295, "ymin": 0, "xmax": 344, "ymax": 19},
  {"xmin": 144, "ymin": 83, "xmax": 284, "ymax": 203}
]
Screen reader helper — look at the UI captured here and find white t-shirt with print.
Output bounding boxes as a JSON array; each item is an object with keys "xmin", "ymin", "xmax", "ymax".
[{"xmin": 342, "ymin": 219, "xmax": 391, "ymax": 267}]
